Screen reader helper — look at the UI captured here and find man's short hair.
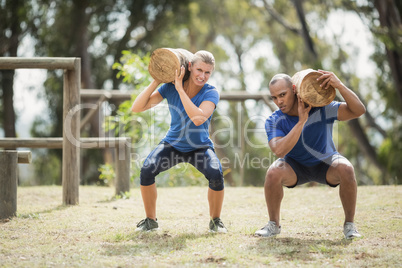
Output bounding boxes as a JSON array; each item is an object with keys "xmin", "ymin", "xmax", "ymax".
[{"xmin": 269, "ymin": 74, "xmax": 293, "ymax": 89}]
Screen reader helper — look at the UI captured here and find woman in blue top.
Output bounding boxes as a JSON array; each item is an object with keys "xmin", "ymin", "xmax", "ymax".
[{"xmin": 131, "ymin": 50, "xmax": 227, "ymax": 233}]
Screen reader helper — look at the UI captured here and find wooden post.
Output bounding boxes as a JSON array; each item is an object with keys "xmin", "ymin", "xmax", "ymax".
[
  {"xmin": 0, "ymin": 57, "xmax": 81, "ymax": 206},
  {"xmin": 0, "ymin": 151, "xmax": 18, "ymax": 219},
  {"xmin": 239, "ymin": 102, "xmax": 245, "ymax": 186},
  {"xmin": 0, "ymin": 151, "xmax": 32, "ymax": 219},
  {"xmin": 62, "ymin": 58, "xmax": 81, "ymax": 205},
  {"xmin": 114, "ymin": 140, "xmax": 130, "ymax": 196},
  {"xmin": 80, "ymin": 93, "xmax": 110, "ymax": 130}
]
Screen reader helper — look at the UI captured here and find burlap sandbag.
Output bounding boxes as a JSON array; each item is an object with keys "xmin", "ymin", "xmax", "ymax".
[
  {"xmin": 292, "ymin": 69, "xmax": 336, "ymax": 107},
  {"xmin": 148, "ymin": 48, "xmax": 193, "ymax": 83}
]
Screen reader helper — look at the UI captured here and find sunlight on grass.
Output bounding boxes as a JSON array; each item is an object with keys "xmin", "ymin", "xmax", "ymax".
[
  {"xmin": 0, "ymin": 185, "xmax": 400, "ymax": 267},
  {"xmin": 17, "ymin": 213, "xmax": 41, "ymax": 219}
]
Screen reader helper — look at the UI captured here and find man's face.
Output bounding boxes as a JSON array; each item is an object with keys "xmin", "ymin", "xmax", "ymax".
[{"xmin": 269, "ymin": 79, "xmax": 297, "ymax": 114}]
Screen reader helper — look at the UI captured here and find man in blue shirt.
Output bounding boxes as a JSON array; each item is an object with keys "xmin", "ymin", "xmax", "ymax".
[
  {"xmin": 131, "ymin": 50, "xmax": 227, "ymax": 233},
  {"xmin": 255, "ymin": 70, "xmax": 366, "ymax": 239}
]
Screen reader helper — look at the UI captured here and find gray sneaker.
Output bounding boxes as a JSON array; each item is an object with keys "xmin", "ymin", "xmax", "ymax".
[
  {"xmin": 343, "ymin": 222, "xmax": 362, "ymax": 239},
  {"xmin": 135, "ymin": 218, "xmax": 159, "ymax": 232},
  {"xmin": 255, "ymin": 221, "xmax": 281, "ymax": 237},
  {"xmin": 209, "ymin": 218, "xmax": 228, "ymax": 233}
]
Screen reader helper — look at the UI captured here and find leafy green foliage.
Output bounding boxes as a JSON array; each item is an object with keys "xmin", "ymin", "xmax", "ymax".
[
  {"xmin": 1, "ymin": 0, "xmax": 400, "ymax": 186},
  {"xmin": 98, "ymin": 163, "xmax": 115, "ymax": 186},
  {"xmin": 378, "ymin": 128, "xmax": 402, "ymax": 184},
  {"xmin": 26, "ymin": 149, "xmax": 62, "ymax": 186},
  {"xmin": 106, "ymin": 51, "xmax": 169, "ymax": 146},
  {"xmin": 112, "ymin": 51, "xmax": 152, "ymax": 85}
]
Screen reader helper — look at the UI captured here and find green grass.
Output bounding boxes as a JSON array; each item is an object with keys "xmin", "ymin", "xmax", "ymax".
[{"xmin": 0, "ymin": 185, "xmax": 401, "ymax": 267}]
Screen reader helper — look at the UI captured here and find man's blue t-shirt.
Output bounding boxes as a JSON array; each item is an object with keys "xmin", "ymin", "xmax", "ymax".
[
  {"xmin": 265, "ymin": 101, "xmax": 341, "ymax": 166},
  {"xmin": 158, "ymin": 82, "xmax": 219, "ymax": 152}
]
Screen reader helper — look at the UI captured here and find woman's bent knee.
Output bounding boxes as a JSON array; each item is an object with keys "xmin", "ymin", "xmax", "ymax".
[
  {"xmin": 140, "ymin": 165, "xmax": 157, "ymax": 186},
  {"xmin": 209, "ymin": 177, "xmax": 224, "ymax": 191},
  {"xmin": 207, "ymin": 168, "xmax": 224, "ymax": 191}
]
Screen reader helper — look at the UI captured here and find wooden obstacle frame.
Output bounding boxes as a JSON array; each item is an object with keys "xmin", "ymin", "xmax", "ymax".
[
  {"xmin": 0, "ymin": 57, "xmax": 273, "ymax": 214},
  {"xmin": 0, "ymin": 151, "xmax": 31, "ymax": 219},
  {"xmin": 80, "ymin": 89, "xmax": 274, "ymax": 188},
  {"xmin": 0, "ymin": 58, "xmax": 131, "ymax": 208}
]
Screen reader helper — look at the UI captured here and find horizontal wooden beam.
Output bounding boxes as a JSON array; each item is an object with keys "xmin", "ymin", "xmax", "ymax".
[
  {"xmin": 221, "ymin": 91, "xmax": 271, "ymax": 101},
  {"xmin": 0, "ymin": 137, "xmax": 130, "ymax": 149},
  {"xmin": 0, "ymin": 57, "xmax": 79, "ymax": 70},
  {"xmin": 81, "ymin": 89, "xmax": 271, "ymax": 101},
  {"xmin": 0, "ymin": 138, "xmax": 63, "ymax": 149},
  {"xmin": 81, "ymin": 89, "xmax": 128, "ymax": 100}
]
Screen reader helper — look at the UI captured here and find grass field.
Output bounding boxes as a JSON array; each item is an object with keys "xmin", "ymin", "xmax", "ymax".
[{"xmin": 0, "ymin": 185, "xmax": 401, "ymax": 267}]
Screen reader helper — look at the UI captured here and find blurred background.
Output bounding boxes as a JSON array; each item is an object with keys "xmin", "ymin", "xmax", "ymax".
[{"xmin": 0, "ymin": 0, "xmax": 401, "ymax": 187}]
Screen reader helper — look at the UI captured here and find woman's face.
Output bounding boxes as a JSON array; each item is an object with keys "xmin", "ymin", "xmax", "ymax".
[{"xmin": 188, "ymin": 60, "xmax": 213, "ymax": 87}]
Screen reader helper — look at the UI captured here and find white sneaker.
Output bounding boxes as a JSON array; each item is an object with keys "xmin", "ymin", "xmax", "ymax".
[
  {"xmin": 255, "ymin": 221, "xmax": 281, "ymax": 237},
  {"xmin": 343, "ymin": 222, "xmax": 362, "ymax": 239}
]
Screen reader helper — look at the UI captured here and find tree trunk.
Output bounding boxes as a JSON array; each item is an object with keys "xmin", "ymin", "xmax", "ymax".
[
  {"xmin": 0, "ymin": 0, "xmax": 22, "ymax": 144},
  {"xmin": 73, "ymin": 0, "xmax": 93, "ymax": 90},
  {"xmin": 347, "ymin": 119, "xmax": 389, "ymax": 184},
  {"xmin": 264, "ymin": 0, "xmax": 389, "ymax": 182},
  {"xmin": 210, "ymin": 121, "xmax": 235, "ymax": 186},
  {"xmin": 1, "ymin": 70, "xmax": 16, "ymax": 139},
  {"xmin": 71, "ymin": 0, "xmax": 108, "ymax": 184},
  {"xmin": 291, "ymin": 0, "xmax": 318, "ymax": 61},
  {"xmin": 374, "ymin": 0, "xmax": 402, "ymax": 109}
]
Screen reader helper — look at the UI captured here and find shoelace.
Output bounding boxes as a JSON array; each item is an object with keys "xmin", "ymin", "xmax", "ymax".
[
  {"xmin": 213, "ymin": 218, "xmax": 224, "ymax": 228},
  {"xmin": 137, "ymin": 218, "xmax": 149, "ymax": 228},
  {"xmin": 345, "ymin": 225, "xmax": 358, "ymax": 233},
  {"xmin": 263, "ymin": 223, "xmax": 277, "ymax": 232}
]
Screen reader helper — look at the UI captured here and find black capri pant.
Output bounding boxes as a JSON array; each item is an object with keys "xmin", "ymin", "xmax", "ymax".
[{"xmin": 140, "ymin": 142, "xmax": 224, "ymax": 191}]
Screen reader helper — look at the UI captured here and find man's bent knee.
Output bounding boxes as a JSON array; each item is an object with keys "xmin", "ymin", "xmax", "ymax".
[
  {"xmin": 338, "ymin": 163, "xmax": 356, "ymax": 183},
  {"xmin": 265, "ymin": 160, "xmax": 296, "ymax": 187},
  {"xmin": 328, "ymin": 161, "xmax": 356, "ymax": 186},
  {"xmin": 265, "ymin": 167, "xmax": 282, "ymax": 184}
]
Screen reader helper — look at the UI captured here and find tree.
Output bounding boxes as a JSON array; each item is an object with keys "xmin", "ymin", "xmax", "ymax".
[
  {"xmin": 29, "ymin": 0, "xmax": 191, "ymax": 184},
  {"xmin": 253, "ymin": 0, "xmax": 401, "ymax": 184},
  {"xmin": 0, "ymin": 0, "xmax": 31, "ymax": 140},
  {"xmin": 371, "ymin": 0, "xmax": 401, "ymax": 109},
  {"xmin": 2, "ymin": 0, "xmax": 399, "ymax": 186},
  {"xmin": 111, "ymin": 0, "xmax": 400, "ymax": 185},
  {"xmin": 340, "ymin": 0, "xmax": 402, "ymax": 183}
]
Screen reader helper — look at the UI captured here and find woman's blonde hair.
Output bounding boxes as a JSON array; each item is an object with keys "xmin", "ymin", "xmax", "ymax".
[{"xmin": 192, "ymin": 50, "xmax": 215, "ymax": 70}]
